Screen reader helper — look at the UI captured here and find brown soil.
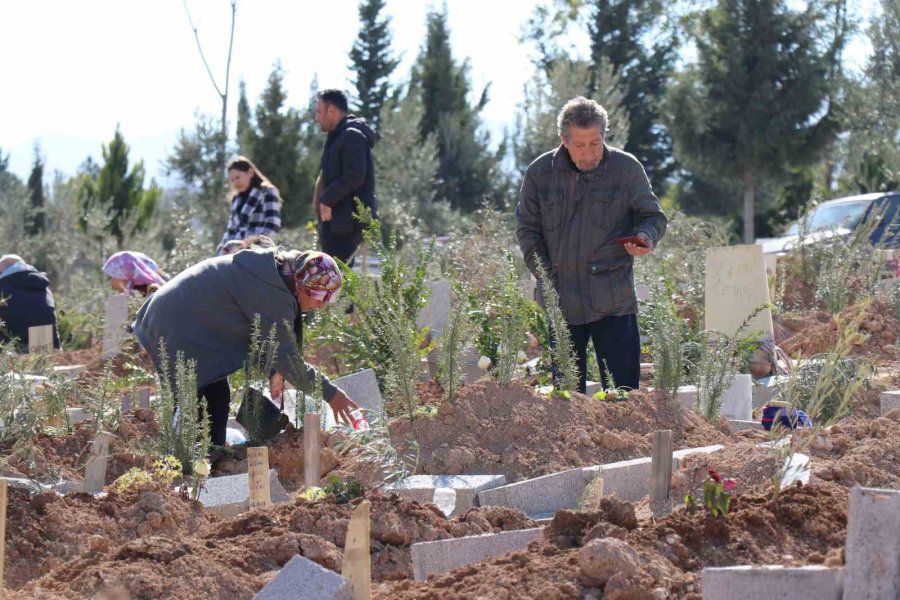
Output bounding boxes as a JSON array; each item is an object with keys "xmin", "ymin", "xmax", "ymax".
[
  {"xmin": 779, "ymin": 300, "xmax": 900, "ymax": 358},
  {"xmin": 375, "ymin": 484, "xmax": 848, "ymax": 599},
  {"xmin": 390, "ymin": 381, "xmax": 728, "ymax": 483},
  {"xmin": 11, "ymin": 494, "xmax": 535, "ymax": 598}
]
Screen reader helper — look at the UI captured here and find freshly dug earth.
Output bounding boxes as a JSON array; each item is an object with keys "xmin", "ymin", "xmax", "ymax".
[
  {"xmin": 779, "ymin": 300, "xmax": 900, "ymax": 358},
  {"xmin": 391, "ymin": 381, "xmax": 728, "ymax": 482},
  {"xmin": 375, "ymin": 483, "xmax": 848, "ymax": 600},
  {"xmin": 11, "ymin": 493, "xmax": 535, "ymax": 598}
]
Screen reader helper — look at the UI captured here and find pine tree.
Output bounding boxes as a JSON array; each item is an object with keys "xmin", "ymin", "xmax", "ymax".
[
  {"xmin": 667, "ymin": 0, "xmax": 845, "ymax": 242},
  {"xmin": 414, "ymin": 7, "xmax": 503, "ymax": 212},
  {"xmin": 587, "ymin": 0, "xmax": 677, "ymax": 187},
  {"xmin": 349, "ymin": 0, "xmax": 400, "ymax": 129},
  {"xmin": 79, "ymin": 127, "xmax": 159, "ymax": 246},
  {"xmin": 26, "ymin": 144, "xmax": 46, "ymax": 235},
  {"xmin": 236, "ymin": 80, "xmax": 254, "ymax": 155}
]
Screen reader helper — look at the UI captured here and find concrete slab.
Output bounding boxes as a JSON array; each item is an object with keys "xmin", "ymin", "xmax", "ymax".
[
  {"xmin": 672, "ymin": 445, "xmax": 725, "ymax": 461},
  {"xmin": 728, "ymin": 419, "xmax": 761, "ymax": 432},
  {"xmin": 101, "ymin": 293, "xmax": 130, "ymax": 359},
  {"xmin": 322, "ymin": 369, "xmax": 384, "ymax": 428},
  {"xmin": 66, "ymin": 407, "xmax": 91, "ymax": 426},
  {"xmin": 677, "ymin": 385, "xmax": 699, "ymax": 410},
  {"xmin": 582, "ymin": 457, "xmax": 653, "ymax": 503},
  {"xmin": 389, "ymin": 475, "xmax": 507, "ymax": 517},
  {"xmin": 779, "ymin": 453, "xmax": 811, "ymax": 488},
  {"xmin": 702, "ymin": 565, "xmax": 843, "ymax": 600},
  {"xmin": 411, "ymin": 527, "xmax": 544, "ymax": 581},
  {"xmin": 198, "ymin": 469, "xmax": 291, "ymax": 519},
  {"xmin": 477, "ymin": 467, "xmax": 587, "ymax": 515},
  {"xmin": 721, "ymin": 374, "xmax": 752, "ymax": 420},
  {"xmin": 52, "ymin": 364, "xmax": 86, "ymax": 379},
  {"xmin": 704, "ymin": 244, "xmax": 775, "ymax": 339},
  {"xmin": 879, "ymin": 390, "xmax": 900, "ymax": 416},
  {"xmin": 416, "ymin": 279, "xmax": 452, "ymax": 338},
  {"xmin": 3, "ymin": 476, "xmax": 79, "ymax": 495},
  {"xmin": 752, "ymin": 375, "xmax": 787, "ymax": 409},
  {"xmin": 253, "ymin": 554, "xmax": 352, "ymax": 600},
  {"xmin": 843, "ymin": 487, "xmax": 900, "ymax": 599}
]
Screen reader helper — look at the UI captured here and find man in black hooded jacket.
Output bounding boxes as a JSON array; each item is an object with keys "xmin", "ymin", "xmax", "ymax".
[
  {"xmin": 0, "ymin": 255, "xmax": 61, "ymax": 352},
  {"xmin": 313, "ymin": 89, "xmax": 378, "ymax": 263}
]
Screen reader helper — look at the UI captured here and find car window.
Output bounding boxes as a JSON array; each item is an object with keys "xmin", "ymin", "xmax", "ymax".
[{"xmin": 785, "ymin": 200, "xmax": 872, "ymax": 235}]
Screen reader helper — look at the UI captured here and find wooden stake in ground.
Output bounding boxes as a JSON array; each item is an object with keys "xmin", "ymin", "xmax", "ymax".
[
  {"xmin": 83, "ymin": 432, "xmax": 114, "ymax": 494},
  {"xmin": 342, "ymin": 500, "xmax": 371, "ymax": 600},
  {"xmin": 27, "ymin": 325, "xmax": 54, "ymax": 354},
  {"xmin": 303, "ymin": 413, "xmax": 320, "ymax": 489},
  {"xmin": 247, "ymin": 446, "xmax": 271, "ymax": 509},
  {"xmin": 651, "ymin": 430, "xmax": 674, "ymax": 504},
  {"xmin": 0, "ymin": 478, "xmax": 7, "ymax": 594}
]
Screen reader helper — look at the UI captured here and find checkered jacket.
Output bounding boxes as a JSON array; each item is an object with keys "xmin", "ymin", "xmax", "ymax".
[{"xmin": 220, "ymin": 186, "xmax": 282, "ymax": 245}]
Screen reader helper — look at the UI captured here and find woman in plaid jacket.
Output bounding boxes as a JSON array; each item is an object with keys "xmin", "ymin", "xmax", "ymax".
[{"xmin": 218, "ymin": 156, "xmax": 282, "ymax": 254}]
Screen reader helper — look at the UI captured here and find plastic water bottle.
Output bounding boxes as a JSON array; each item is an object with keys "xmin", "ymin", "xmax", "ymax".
[{"xmin": 351, "ymin": 409, "xmax": 369, "ymax": 430}]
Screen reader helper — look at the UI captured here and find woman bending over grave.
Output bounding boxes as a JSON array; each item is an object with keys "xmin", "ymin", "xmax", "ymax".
[
  {"xmin": 0, "ymin": 254, "xmax": 61, "ymax": 352},
  {"xmin": 103, "ymin": 251, "xmax": 169, "ymax": 296},
  {"xmin": 132, "ymin": 247, "xmax": 360, "ymax": 446},
  {"xmin": 217, "ymin": 156, "xmax": 282, "ymax": 256}
]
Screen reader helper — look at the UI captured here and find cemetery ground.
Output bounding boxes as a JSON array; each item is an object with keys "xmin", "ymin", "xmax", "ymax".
[{"xmin": 3, "ymin": 227, "xmax": 900, "ymax": 598}]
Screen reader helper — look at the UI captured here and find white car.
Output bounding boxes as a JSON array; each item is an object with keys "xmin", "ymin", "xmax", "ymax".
[{"xmin": 756, "ymin": 191, "xmax": 900, "ymax": 255}]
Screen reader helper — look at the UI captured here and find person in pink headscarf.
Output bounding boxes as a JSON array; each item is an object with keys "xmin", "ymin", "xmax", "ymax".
[{"xmin": 102, "ymin": 251, "xmax": 169, "ymax": 296}]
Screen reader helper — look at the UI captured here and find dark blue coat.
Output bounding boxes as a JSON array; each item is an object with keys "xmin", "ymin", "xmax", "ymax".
[{"xmin": 0, "ymin": 265, "xmax": 61, "ymax": 352}]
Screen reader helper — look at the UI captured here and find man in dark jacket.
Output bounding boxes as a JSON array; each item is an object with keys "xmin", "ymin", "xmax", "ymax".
[
  {"xmin": 313, "ymin": 89, "xmax": 378, "ymax": 263},
  {"xmin": 516, "ymin": 97, "xmax": 667, "ymax": 393},
  {"xmin": 0, "ymin": 255, "xmax": 61, "ymax": 352}
]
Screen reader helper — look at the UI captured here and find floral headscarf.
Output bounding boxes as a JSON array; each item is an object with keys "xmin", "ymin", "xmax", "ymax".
[
  {"xmin": 279, "ymin": 251, "xmax": 342, "ymax": 303},
  {"xmin": 102, "ymin": 251, "xmax": 167, "ymax": 289}
]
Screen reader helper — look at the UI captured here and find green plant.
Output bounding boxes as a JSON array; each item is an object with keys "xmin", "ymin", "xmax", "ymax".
[
  {"xmin": 491, "ymin": 258, "xmax": 531, "ymax": 386},
  {"xmin": 647, "ymin": 283, "xmax": 690, "ymax": 398},
  {"xmin": 323, "ymin": 473, "xmax": 366, "ymax": 504},
  {"xmin": 111, "ymin": 467, "xmax": 155, "ymax": 493},
  {"xmin": 437, "ymin": 283, "xmax": 472, "ymax": 403},
  {"xmin": 534, "ymin": 258, "xmax": 579, "ymax": 393},
  {"xmin": 685, "ymin": 468, "xmax": 735, "ymax": 518},
  {"xmin": 333, "ymin": 411, "xmax": 419, "ymax": 487}
]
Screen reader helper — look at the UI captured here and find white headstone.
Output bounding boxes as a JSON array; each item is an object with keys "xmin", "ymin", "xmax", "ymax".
[
  {"xmin": 27, "ymin": 325, "xmax": 54, "ymax": 354},
  {"xmin": 101, "ymin": 293, "xmax": 130, "ymax": 359},
  {"xmin": 705, "ymin": 245, "xmax": 775, "ymax": 340},
  {"xmin": 720, "ymin": 374, "xmax": 753, "ymax": 420},
  {"xmin": 320, "ymin": 369, "xmax": 384, "ymax": 429},
  {"xmin": 416, "ymin": 280, "xmax": 452, "ymax": 338}
]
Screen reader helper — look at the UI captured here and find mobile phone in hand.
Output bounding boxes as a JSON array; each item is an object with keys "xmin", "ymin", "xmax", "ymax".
[{"xmin": 615, "ymin": 235, "xmax": 649, "ymax": 248}]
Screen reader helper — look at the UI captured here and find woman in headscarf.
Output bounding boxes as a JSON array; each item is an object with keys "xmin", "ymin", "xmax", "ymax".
[
  {"xmin": 132, "ymin": 246, "xmax": 358, "ymax": 446},
  {"xmin": 102, "ymin": 251, "xmax": 168, "ymax": 295},
  {"xmin": 0, "ymin": 254, "xmax": 61, "ymax": 351}
]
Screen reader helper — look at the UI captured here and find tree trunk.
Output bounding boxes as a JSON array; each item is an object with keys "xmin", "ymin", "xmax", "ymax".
[{"xmin": 743, "ymin": 174, "xmax": 756, "ymax": 244}]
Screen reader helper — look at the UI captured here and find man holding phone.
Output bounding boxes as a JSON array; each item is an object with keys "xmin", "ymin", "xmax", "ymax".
[{"xmin": 516, "ymin": 96, "xmax": 667, "ymax": 393}]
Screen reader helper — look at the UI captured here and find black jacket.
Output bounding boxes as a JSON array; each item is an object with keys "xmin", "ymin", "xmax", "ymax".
[
  {"xmin": 319, "ymin": 115, "xmax": 378, "ymax": 237},
  {"xmin": 0, "ymin": 265, "xmax": 61, "ymax": 352}
]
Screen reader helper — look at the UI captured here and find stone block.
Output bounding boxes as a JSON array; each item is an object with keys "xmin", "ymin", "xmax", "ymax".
[
  {"xmin": 721, "ymin": 374, "xmax": 752, "ymax": 420},
  {"xmin": 677, "ymin": 385, "xmax": 699, "ymax": 410},
  {"xmin": 198, "ymin": 469, "xmax": 291, "ymax": 519},
  {"xmin": 879, "ymin": 390, "xmax": 900, "ymax": 416},
  {"xmin": 416, "ymin": 279, "xmax": 452, "ymax": 338},
  {"xmin": 321, "ymin": 369, "xmax": 384, "ymax": 428},
  {"xmin": 702, "ymin": 565, "xmax": 843, "ymax": 600},
  {"xmin": 66, "ymin": 407, "xmax": 91, "ymax": 426},
  {"xmin": 728, "ymin": 419, "xmax": 761, "ymax": 432},
  {"xmin": 582, "ymin": 457, "xmax": 653, "ymax": 503},
  {"xmin": 704, "ymin": 244, "xmax": 775, "ymax": 339},
  {"xmin": 753, "ymin": 375, "xmax": 786, "ymax": 408},
  {"xmin": 779, "ymin": 453, "xmax": 811, "ymax": 488},
  {"xmin": 52, "ymin": 364, "xmax": 86, "ymax": 379},
  {"xmin": 411, "ymin": 527, "xmax": 544, "ymax": 581},
  {"xmin": 253, "ymin": 554, "xmax": 351, "ymax": 600},
  {"xmin": 672, "ymin": 444, "xmax": 725, "ymax": 462},
  {"xmin": 388, "ymin": 474, "xmax": 507, "ymax": 518},
  {"xmin": 843, "ymin": 487, "xmax": 900, "ymax": 599},
  {"xmin": 477, "ymin": 467, "xmax": 587, "ymax": 516},
  {"xmin": 101, "ymin": 293, "xmax": 130, "ymax": 359}
]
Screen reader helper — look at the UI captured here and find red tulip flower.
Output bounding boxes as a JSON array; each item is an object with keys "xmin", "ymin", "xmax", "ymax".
[
  {"xmin": 723, "ymin": 479, "xmax": 736, "ymax": 491},
  {"xmin": 708, "ymin": 468, "xmax": 722, "ymax": 483}
]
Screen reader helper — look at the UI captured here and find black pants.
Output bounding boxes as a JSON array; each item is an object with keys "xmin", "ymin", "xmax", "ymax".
[
  {"xmin": 198, "ymin": 378, "xmax": 231, "ymax": 446},
  {"xmin": 318, "ymin": 221, "xmax": 362, "ymax": 264},
  {"xmin": 552, "ymin": 313, "xmax": 641, "ymax": 394}
]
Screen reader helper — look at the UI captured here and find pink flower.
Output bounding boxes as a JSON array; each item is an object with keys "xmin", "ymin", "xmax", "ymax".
[
  {"xmin": 708, "ymin": 468, "xmax": 721, "ymax": 483},
  {"xmin": 723, "ymin": 479, "xmax": 736, "ymax": 491}
]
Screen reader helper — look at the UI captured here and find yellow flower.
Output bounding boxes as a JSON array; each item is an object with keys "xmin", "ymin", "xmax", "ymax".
[{"xmin": 193, "ymin": 459, "xmax": 211, "ymax": 477}]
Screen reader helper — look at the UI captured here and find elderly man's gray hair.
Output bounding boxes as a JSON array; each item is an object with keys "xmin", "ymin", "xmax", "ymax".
[{"xmin": 557, "ymin": 97, "xmax": 609, "ymax": 139}]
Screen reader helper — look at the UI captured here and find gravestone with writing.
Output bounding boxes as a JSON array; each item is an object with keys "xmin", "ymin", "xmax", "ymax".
[
  {"xmin": 705, "ymin": 245, "xmax": 774, "ymax": 340},
  {"xmin": 248, "ymin": 447, "xmax": 272, "ymax": 509},
  {"xmin": 27, "ymin": 325, "xmax": 54, "ymax": 354},
  {"xmin": 101, "ymin": 293, "xmax": 131, "ymax": 359}
]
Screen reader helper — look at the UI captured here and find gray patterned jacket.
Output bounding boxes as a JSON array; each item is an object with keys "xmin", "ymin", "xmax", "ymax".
[{"xmin": 516, "ymin": 144, "xmax": 667, "ymax": 325}]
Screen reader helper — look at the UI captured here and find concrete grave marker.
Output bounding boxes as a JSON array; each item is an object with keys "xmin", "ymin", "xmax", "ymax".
[
  {"xmin": 27, "ymin": 325, "xmax": 54, "ymax": 354},
  {"xmin": 411, "ymin": 527, "xmax": 544, "ymax": 581},
  {"xmin": 341, "ymin": 500, "xmax": 371, "ymax": 600},
  {"xmin": 879, "ymin": 390, "xmax": 900, "ymax": 415},
  {"xmin": 253, "ymin": 554, "xmax": 352, "ymax": 600},
  {"xmin": 703, "ymin": 565, "xmax": 843, "ymax": 600},
  {"xmin": 121, "ymin": 392, "xmax": 133, "ymax": 413},
  {"xmin": 198, "ymin": 469, "xmax": 290, "ymax": 518},
  {"xmin": 416, "ymin": 279, "xmax": 452, "ymax": 338},
  {"xmin": 83, "ymin": 431, "xmax": 114, "ymax": 494},
  {"xmin": 321, "ymin": 369, "xmax": 383, "ymax": 429},
  {"xmin": 842, "ymin": 486, "xmax": 900, "ymax": 599},
  {"xmin": 304, "ymin": 413, "xmax": 320, "ymax": 489},
  {"xmin": 101, "ymin": 293, "xmax": 130, "ymax": 359},
  {"xmin": 247, "ymin": 447, "xmax": 272, "ymax": 510},
  {"xmin": 704, "ymin": 245, "xmax": 774, "ymax": 339},
  {"xmin": 138, "ymin": 388, "xmax": 151, "ymax": 410},
  {"xmin": 651, "ymin": 430, "xmax": 673, "ymax": 505},
  {"xmin": 779, "ymin": 453, "xmax": 811, "ymax": 488},
  {"xmin": 720, "ymin": 374, "xmax": 752, "ymax": 420},
  {"xmin": 388, "ymin": 474, "xmax": 507, "ymax": 517}
]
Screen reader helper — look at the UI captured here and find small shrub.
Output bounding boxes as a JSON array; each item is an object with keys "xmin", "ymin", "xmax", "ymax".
[
  {"xmin": 437, "ymin": 283, "xmax": 472, "ymax": 404},
  {"xmin": 534, "ymin": 258, "xmax": 578, "ymax": 393},
  {"xmin": 685, "ymin": 468, "xmax": 736, "ymax": 518}
]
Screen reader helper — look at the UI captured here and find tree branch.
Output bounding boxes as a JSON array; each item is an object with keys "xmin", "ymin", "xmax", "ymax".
[{"xmin": 182, "ymin": 0, "xmax": 225, "ymax": 99}]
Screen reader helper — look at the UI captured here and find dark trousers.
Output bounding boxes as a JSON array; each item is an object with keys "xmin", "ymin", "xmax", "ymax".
[
  {"xmin": 198, "ymin": 378, "xmax": 231, "ymax": 446},
  {"xmin": 552, "ymin": 313, "xmax": 641, "ymax": 394},
  {"xmin": 318, "ymin": 222, "xmax": 362, "ymax": 264}
]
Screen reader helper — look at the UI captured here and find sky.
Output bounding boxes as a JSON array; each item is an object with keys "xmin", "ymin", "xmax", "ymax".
[{"xmin": 0, "ymin": 0, "xmax": 875, "ymax": 186}]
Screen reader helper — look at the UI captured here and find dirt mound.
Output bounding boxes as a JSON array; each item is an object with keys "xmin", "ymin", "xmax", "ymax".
[
  {"xmin": 376, "ymin": 483, "xmax": 848, "ymax": 599},
  {"xmin": 5, "ymin": 482, "xmax": 211, "ymax": 591},
  {"xmin": 780, "ymin": 300, "xmax": 900, "ymax": 358},
  {"xmin": 13, "ymin": 494, "xmax": 536, "ymax": 598},
  {"xmin": 390, "ymin": 380, "xmax": 728, "ymax": 482},
  {"xmin": 808, "ymin": 413, "xmax": 900, "ymax": 488}
]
